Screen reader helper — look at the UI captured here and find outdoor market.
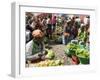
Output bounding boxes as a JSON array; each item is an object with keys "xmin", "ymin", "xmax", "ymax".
[{"xmin": 25, "ymin": 12, "xmax": 90, "ymax": 67}]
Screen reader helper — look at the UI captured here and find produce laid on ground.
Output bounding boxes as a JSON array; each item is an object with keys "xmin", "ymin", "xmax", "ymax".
[
  {"xmin": 26, "ymin": 47, "xmax": 65, "ymax": 67},
  {"xmin": 34, "ymin": 59, "xmax": 64, "ymax": 67},
  {"xmin": 34, "ymin": 49, "xmax": 64, "ymax": 67}
]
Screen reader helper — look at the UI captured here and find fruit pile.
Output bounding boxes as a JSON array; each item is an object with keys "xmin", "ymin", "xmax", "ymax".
[{"xmin": 34, "ymin": 59, "xmax": 64, "ymax": 67}]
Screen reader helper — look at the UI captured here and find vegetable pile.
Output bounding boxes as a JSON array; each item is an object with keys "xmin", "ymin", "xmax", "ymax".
[
  {"xmin": 34, "ymin": 59, "xmax": 64, "ymax": 67},
  {"xmin": 64, "ymin": 40, "xmax": 90, "ymax": 64},
  {"xmin": 45, "ymin": 49, "xmax": 55, "ymax": 59},
  {"xmin": 28, "ymin": 48, "xmax": 65, "ymax": 67}
]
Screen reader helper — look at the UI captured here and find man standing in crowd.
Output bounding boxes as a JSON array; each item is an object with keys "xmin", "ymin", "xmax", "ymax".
[{"xmin": 52, "ymin": 16, "xmax": 57, "ymax": 32}]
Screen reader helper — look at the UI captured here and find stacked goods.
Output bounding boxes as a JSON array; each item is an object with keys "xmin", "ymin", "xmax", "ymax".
[
  {"xmin": 64, "ymin": 40, "xmax": 89, "ymax": 64},
  {"xmin": 56, "ymin": 26, "xmax": 63, "ymax": 34},
  {"xmin": 52, "ymin": 26, "xmax": 63, "ymax": 43},
  {"xmin": 76, "ymin": 48, "xmax": 89, "ymax": 64},
  {"xmin": 64, "ymin": 40, "xmax": 78, "ymax": 57}
]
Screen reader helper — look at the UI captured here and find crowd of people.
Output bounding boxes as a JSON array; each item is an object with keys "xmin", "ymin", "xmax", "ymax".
[
  {"xmin": 26, "ymin": 12, "xmax": 90, "ymax": 46},
  {"xmin": 62, "ymin": 15, "xmax": 90, "ymax": 45}
]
